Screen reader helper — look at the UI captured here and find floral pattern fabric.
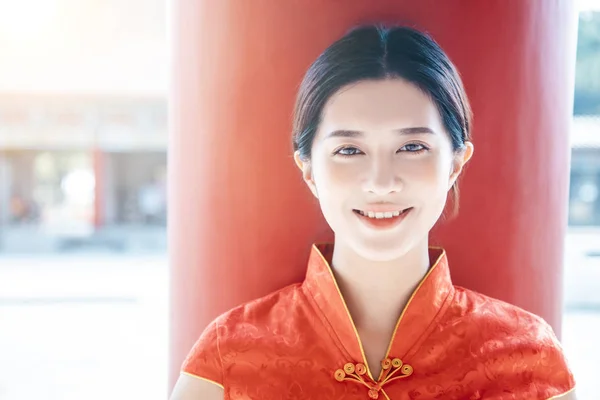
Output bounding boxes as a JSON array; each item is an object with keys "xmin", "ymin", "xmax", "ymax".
[{"xmin": 182, "ymin": 244, "xmax": 575, "ymax": 399}]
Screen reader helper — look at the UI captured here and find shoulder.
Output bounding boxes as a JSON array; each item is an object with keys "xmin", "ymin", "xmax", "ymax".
[
  {"xmin": 449, "ymin": 286, "xmax": 553, "ymax": 334},
  {"xmin": 180, "ymin": 283, "xmax": 306, "ymax": 386},
  {"xmin": 216, "ymin": 282, "xmax": 311, "ymax": 343},
  {"xmin": 447, "ymin": 285, "xmax": 563, "ymax": 353},
  {"xmin": 443, "ymin": 286, "xmax": 576, "ymax": 398}
]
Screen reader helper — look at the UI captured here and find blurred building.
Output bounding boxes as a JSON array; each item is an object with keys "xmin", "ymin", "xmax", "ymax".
[
  {"xmin": 0, "ymin": 0, "xmax": 167, "ymax": 253},
  {"xmin": 1, "ymin": 100, "xmax": 598, "ymax": 253},
  {"xmin": 570, "ymin": 116, "xmax": 600, "ymax": 227},
  {"xmin": 0, "ymin": 94, "xmax": 167, "ymax": 253}
]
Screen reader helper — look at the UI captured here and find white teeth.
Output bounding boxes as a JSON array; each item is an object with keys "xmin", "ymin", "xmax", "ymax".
[{"xmin": 357, "ymin": 209, "xmax": 407, "ymax": 219}]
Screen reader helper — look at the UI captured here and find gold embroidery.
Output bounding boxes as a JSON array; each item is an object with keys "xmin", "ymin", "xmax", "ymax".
[
  {"xmin": 181, "ymin": 371, "xmax": 225, "ymax": 389},
  {"xmin": 334, "ymin": 358, "xmax": 413, "ymax": 399}
]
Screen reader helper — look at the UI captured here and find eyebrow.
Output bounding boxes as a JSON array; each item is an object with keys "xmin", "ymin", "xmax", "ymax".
[{"xmin": 325, "ymin": 127, "xmax": 436, "ymax": 139}]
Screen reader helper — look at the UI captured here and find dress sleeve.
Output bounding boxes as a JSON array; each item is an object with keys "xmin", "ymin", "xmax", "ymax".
[
  {"xmin": 181, "ymin": 319, "xmax": 224, "ymax": 388},
  {"xmin": 482, "ymin": 316, "xmax": 576, "ymax": 400},
  {"xmin": 528, "ymin": 319, "xmax": 576, "ymax": 399}
]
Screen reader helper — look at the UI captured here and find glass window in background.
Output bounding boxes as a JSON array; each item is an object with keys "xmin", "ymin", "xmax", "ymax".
[{"xmin": 561, "ymin": 5, "xmax": 600, "ymax": 400}]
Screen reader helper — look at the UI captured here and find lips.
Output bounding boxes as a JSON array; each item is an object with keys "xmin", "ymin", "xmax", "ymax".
[
  {"xmin": 353, "ymin": 207, "xmax": 413, "ymax": 229},
  {"xmin": 353, "ymin": 208, "xmax": 410, "ymax": 220}
]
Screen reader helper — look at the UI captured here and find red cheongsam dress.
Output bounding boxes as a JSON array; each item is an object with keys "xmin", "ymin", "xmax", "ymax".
[{"xmin": 181, "ymin": 244, "xmax": 576, "ymax": 399}]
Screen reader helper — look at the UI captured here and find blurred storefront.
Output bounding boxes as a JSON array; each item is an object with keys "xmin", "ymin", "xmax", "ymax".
[
  {"xmin": 570, "ymin": 116, "xmax": 600, "ymax": 227},
  {"xmin": 2, "ymin": 94, "xmax": 598, "ymax": 253},
  {"xmin": 0, "ymin": 94, "xmax": 167, "ymax": 253}
]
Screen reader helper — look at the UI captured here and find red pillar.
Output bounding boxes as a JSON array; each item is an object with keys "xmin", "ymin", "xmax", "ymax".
[
  {"xmin": 92, "ymin": 147, "xmax": 104, "ymax": 229},
  {"xmin": 168, "ymin": 0, "xmax": 577, "ymax": 390}
]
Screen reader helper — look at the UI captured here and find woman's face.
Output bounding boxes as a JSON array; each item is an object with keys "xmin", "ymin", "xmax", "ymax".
[{"xmin": 295, "ymin": 78, "xmax": 473, "ymax": 261}]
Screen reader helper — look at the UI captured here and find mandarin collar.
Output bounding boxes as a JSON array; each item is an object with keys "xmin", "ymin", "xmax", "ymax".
[{"xmin": 302, "ymin": 243, "xmax": 455, "ymax": 380}]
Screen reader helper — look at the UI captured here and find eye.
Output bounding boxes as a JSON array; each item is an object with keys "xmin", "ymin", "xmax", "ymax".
[
  {"xmin": 399, "ymin": 143, "xmax": 428, "ymax": 153},
  {"xmin": 334, "ymin": 146, "xmax": 363, "ymax": 157}
]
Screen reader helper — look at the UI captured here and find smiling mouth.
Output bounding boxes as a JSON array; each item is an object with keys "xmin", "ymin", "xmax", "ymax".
[
  {"xmin": 351, "ymin": 207, "xmax": 413, "ymax": 229},
  {"xmin": 352, "ymin": 208, "xmax": 411, "ymax": 219}
]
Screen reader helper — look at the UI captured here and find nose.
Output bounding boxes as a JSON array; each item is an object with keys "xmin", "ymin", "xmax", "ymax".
[{"xmin": 364, "ymin": 155, "xmax": 403, "ymax": 195}]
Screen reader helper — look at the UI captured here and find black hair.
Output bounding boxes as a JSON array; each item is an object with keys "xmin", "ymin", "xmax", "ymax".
[{"xmin": 292, "ymin": 25, "xmax": 472, "ymax": 214}]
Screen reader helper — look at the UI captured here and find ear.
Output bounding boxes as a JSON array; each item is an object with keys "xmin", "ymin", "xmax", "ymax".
[
  {"xmin": 448, "ymin": 141, "xmax": 474, "ymax": 190},
  {"xmin": 294, "ymin": 151, "xmax": 319, "ymax": 198}
]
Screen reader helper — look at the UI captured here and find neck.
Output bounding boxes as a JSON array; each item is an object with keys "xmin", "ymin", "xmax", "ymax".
[{"xmin": 330, "ymin": 239, "xmax": 431, "ymax": 334}]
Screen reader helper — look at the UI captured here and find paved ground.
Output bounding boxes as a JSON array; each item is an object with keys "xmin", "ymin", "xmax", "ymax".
[
  {"xmin": 0, "ymin": 253, "xmax": 598, "ymax": 400},
  {"xmin": 0, "ymin": 255, "xmax": 168, "ymax": 400}
]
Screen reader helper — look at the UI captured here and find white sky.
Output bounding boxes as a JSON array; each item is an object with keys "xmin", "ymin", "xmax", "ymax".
[
  {"xmin": 0, "ymin": 0, "xmax": 167, "ymax": 96},
  {"xmin": 0, "ymin": 0, "xmax": 597, "ymax": 96},
  {"xmin": 578, "ymin": 0, "xmax": 600, "ymax": 11}
]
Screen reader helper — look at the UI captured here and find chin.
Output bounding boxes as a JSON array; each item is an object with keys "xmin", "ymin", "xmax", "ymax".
[{"xmin": 352, "ymin": 237, "xmax": 417, "ymax": 262}]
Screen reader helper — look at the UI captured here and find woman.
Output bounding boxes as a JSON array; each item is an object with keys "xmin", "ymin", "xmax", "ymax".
[{"xmin": 170, "ymin": 25, "xmax": 576, "ymax": 400}]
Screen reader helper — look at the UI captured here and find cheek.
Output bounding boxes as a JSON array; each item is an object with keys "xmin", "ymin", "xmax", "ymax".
[
  {"xmin": 314, "ymin": 158, "xmax": 360, "ymax": 194},
  {"xmin": 312, "ymin": 159, "xmax": 360, "ymax": 225},
  {"xmin": 402, "ymin": 154, "xmax": 452, "ymax": 193}
]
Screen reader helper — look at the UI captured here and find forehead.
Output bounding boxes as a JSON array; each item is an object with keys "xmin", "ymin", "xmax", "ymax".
[{"xmin": 319, "ymin": 79, "xmax": 443, "ymax": 133}]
